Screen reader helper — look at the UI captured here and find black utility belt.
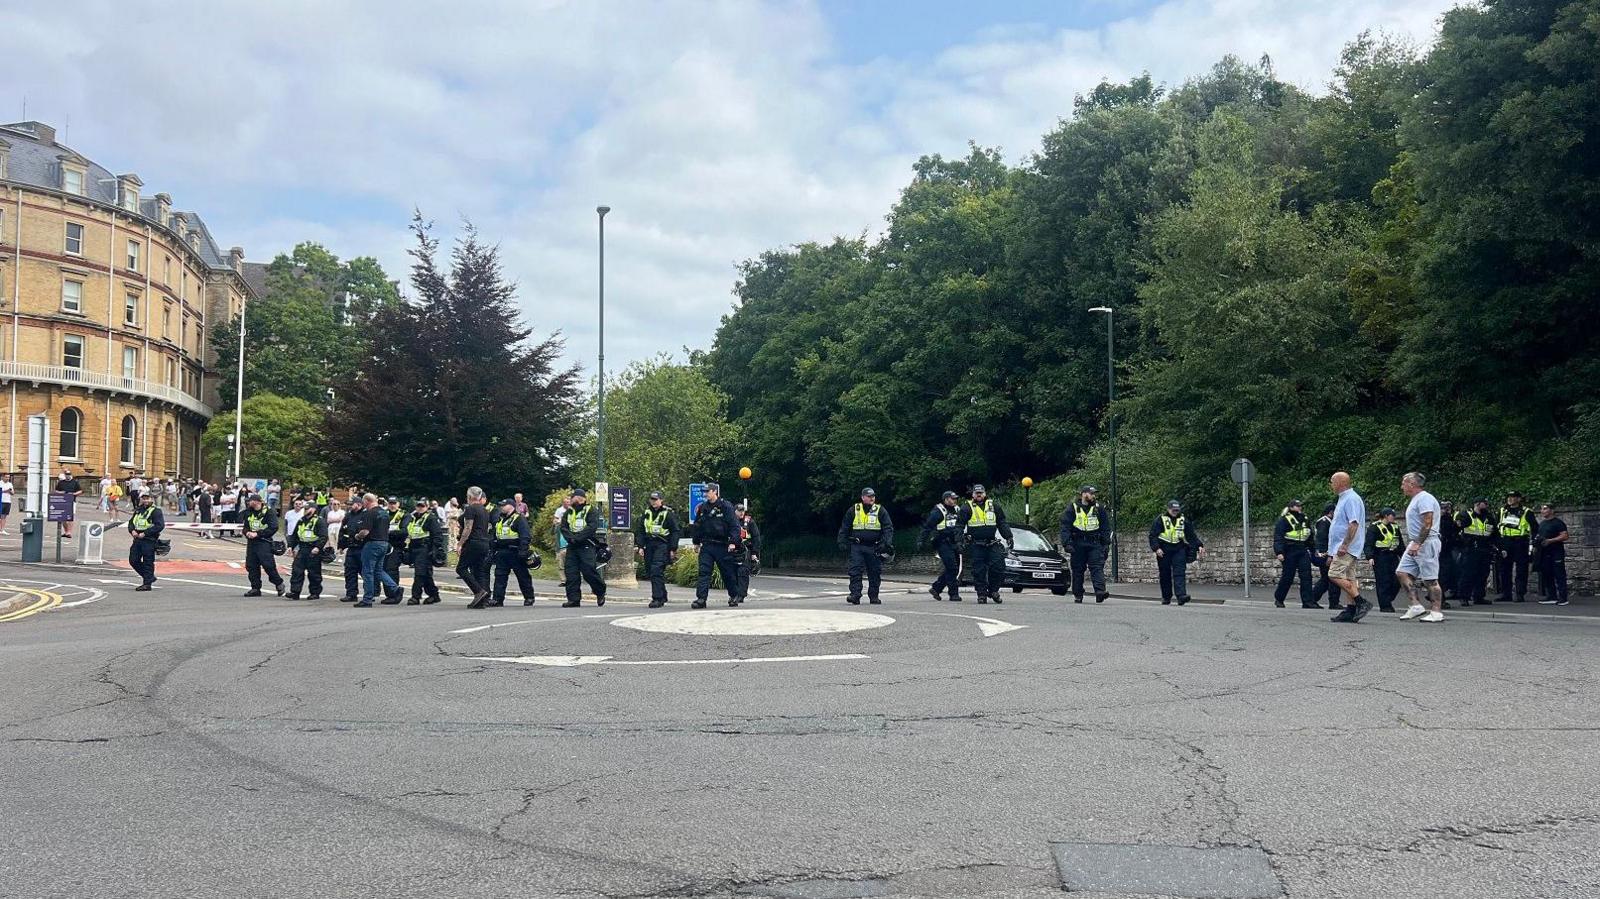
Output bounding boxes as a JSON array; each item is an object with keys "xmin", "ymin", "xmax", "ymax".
[{"xmin": 970, "ymin": 538, "xmax": 999, "ymax": 545}]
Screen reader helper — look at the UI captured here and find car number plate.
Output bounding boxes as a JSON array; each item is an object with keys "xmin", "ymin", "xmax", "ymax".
[{"xmin": 1030, "ymin": 571, "xmax": 1055, "ymax": 579}]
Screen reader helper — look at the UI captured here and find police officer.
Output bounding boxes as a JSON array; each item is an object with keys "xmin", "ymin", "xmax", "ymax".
[
  {"xmin": 1148, "ymin": 500, "xmax": 1204, "ymax": 605},
  {"xmin": 486, "ymin": 497, "xmax": 536, "ymax": 607},
  {"xmin": 733, "ymin": 504, "xmax": 761, "ymax": 605},
  {"xmin": 1495, "ymin": 491, "xmax": 1534, "ymax": 603},
  {"xmin": 1439, "ymin": 500, "xmax": 1460, "ymax": 602},
  {"xmin": 285, "ymin": 501, "xmax": 328, "ymax": 600},
  {"xmin": 402, "ymin": 498, "xmax": 443, "ymax": 604},
  {"xmin": 1309, "ymin": 502, "xmax": 1339, "ymax": 609},
  {"xmin": 127, "ymin": 489, "xmax": 164, "ymax": 591},
  {"xmin": 838, "ymin": 487, "xmax": 893, "ymax": 605},
  {"xmin": 241, "ymin": 494, "xmax": 286, "ymax": 597},
  {"xmin": 957, "ymin": 484, "xmax": 1011, "ymax": 605},
  {"xmin": 1060, "ymin": 485, "xmax": 1111, "ymax": 604},
  {"xmin": 918, "ymin": 491, "xmax": 963, "ymax": 601},
  {"xmin": 1272, "ymin": 498, "xmax": 1315, "ymax": 608},
  {"xmin": 380, "ymin": 497, "xmax": 407, "ymax": 604},
  {"xmin": 313, "ymin": 485, "xmax": 330, "ymax": 511},
  {"xmin": 559, "ymin": 488, "xmax": 607, "ymax": 608},
  {"xmin": 1456, "ymin": 498, "xmax": 1496, "ymax": 605},
  {"xmin": 1368, "ymin": 507, "xmax": 1402, "ymax": 613},
  {"xmin": 633, "ymin": 491, "xmax": 681, "ymax": 608},
  {"xmin": 339, "ymin": 497, "xmax": 369, "ymax": 603},
  {"xmin": 691, "ymin": 482, "xmax": 742, "ymax": 609}
]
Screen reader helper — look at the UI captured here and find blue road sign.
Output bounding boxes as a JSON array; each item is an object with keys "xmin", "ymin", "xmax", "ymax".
[{"xmin": 688, "ymin": 483, "xmax": 708, "ymax": 523}]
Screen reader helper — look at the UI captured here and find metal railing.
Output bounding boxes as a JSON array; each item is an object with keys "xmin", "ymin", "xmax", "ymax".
[{"xmin": 0, "ymin": 360, "xmax": 214, "ymax": 419}]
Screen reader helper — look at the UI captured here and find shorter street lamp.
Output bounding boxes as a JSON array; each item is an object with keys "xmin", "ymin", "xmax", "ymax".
[
  {"xmin": 1021, "ymin": 476, "xmax": 1034, "ymax": 524},
  {"xmin": 739, "ymin": 466, "xmax": 753, "ymax": 512}
]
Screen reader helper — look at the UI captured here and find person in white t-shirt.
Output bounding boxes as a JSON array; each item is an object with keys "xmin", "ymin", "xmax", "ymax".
[
  {"xmin": 1397, "ymin": 472, "xmax": 1446, "ymax": 623},
  {"xmin": 0, "ymin": 474, "xmax": 15, "ymax": 534},
  {"xmin": 99, "ymin": 476, "xmax": 114, "ymax": 512}
]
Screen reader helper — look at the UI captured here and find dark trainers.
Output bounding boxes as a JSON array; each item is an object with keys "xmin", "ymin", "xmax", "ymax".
[
  {"xmin": 990, "ymin": 596, "xmax": 1002, "ymax": 604},
  {"xmin": 1352, "ymin": 599, "xmax": 1373, "ymax": 622},
  {"xmin": 1074, "ymin": 594, "xmax": 1084, "ymax": 604},
  {"xmin": 1095, "ymin": 594, "xmax": 1109, "ymax": 604},
  {"xmin": 1331, "ymin": 605, "xmax": 1359, "ymax": 622}
]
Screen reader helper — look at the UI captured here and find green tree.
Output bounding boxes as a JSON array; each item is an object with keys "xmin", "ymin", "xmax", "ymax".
[
  {"xmin": 574, "ymin": 355, "xmax": 740, "ymax": 497},
  {"xmin": 201, "ymin": 393, "xmax": 328, "ymax": 484}
]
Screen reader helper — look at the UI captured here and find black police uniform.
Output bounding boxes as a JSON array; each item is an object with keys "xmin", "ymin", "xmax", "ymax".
[
  {"xmin": 404, "ymin": 510, "xmax": 443, "ymax": 604},
  {"xmin": 340, "ymin": 506, "xmax": 368, "ymax": 602},
  {"xmin": 1061, "ymin": 500, "xmax": 1111, "ymax": 603},
  {"xmin": 242, "ymin": 505, "xmax": 285, "ymax": 595},
  {"xmin": 919, "ymin": 502, "xmax": 963, "ymax": 601},
  {"xmin": 381, "ymin": 506, "xmax": 407, "ymax": 603},
  {"xmin": 957, "ymin": 498, "xmax": 1010, "ymax": 603},
  {"xmin": 287, "ymin": 508, "xmax": 328, "ymax": 599},
  {"xmin": 1456, "ymin": 506, "xmax": 1496, "ymax": 604},
  {"xmin": 734, "ymin": 513, "xmax": 761, "ymax": 604},
  {"xmin": 491, "ymin": 509, "xmax": 536, "ymax": 606},
  {"xmin": 1439, "ymin": 506, "xmax": 1460, "ymax": 598},
  {"xmin": 1495, "ymin": 503, "xmax": 1535, "ymax": 602},
  {"xmin": 559, "ymin": 502, "xmax": 607, "ymax": 607},
  {"xmin": 633, "ymin": 504, "xmax": 682, "ymax": 607},
  {"xmin": 838, "ymin": 500, "xmax": 894, "ymax": 604},
  {"xmin": 1367, "ymin": 519, "xmax": 1402, "ymax": 612},
  {"xmin": 1311, "ymin": 511, "xmax": 1336, "ymax": 607},
  {"xmin": 691, "ymin": 498, "xmax": 742, "ymax": 608},
  {"xmin": 1272, "ymin": 507, "xmax": 1315, "ymax": 608},
  {"xmin": 1148, "ymin": 511, "xmax": 1201, "ymax": 605},
  {"xmin": 127, "ymin": 502, "xmax": 165, "ymax": 589}
]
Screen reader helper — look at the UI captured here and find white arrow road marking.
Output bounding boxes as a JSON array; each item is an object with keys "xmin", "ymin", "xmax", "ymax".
[
  {"xmin": 449, "ymin": 614, "xmax": 628, "ymax": 635},
  {"xmin": 927, "ymin": 612, "xmax": 1028, "ymax": 637},
  {"xmin": 466, "ymin": 653, "xmax": 869, "ymax": 667}
]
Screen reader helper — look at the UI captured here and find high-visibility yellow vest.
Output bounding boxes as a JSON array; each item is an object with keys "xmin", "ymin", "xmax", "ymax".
[
  {"xmin": 246, "ymin": 512, "xmax": 268, "ymax": 531},
  {"xmin": 643, "ymin": 508, "xmax": 670, "ymax": 536},
  {"xmin": 495, "ymin": 514, "xmax": 522, "ymax": 540},
  {"xmin": 968, "ymin": 501, "xmax": 995, "ymax": 527},
  {"xmin": 1158, "ymin": 514, "xmax": 1186, "ymax": 544},
  {"xmin": 1281, "ymin": 510, "xmax": 1310, "ymax": 542},
  {"xmin": 932, "ymin": 505, "xmax": 958, "ymax": 530},
  {"xmin": 390, "ymin": 509, "xmax": 404, "ymax": 528},
  {"xmin": 407, "ymin": 517, "xmax": 429, "ymax": 540},
  {"xmin": 296, "ymin": 516, "xmax": 320, "ymax": 543},
  {"xmin": 1073, "ymin": 503, "xmax": 1100, "ymax": 532},
  {"xmin": 1375, "ymin": 521, "xmax": 1400, "ymax": 550},
  {"xmin": 568, "ymin": 507, "xmax": 589, "ymax": 530},
  {"xmin": 851, "ymin": 503, "xmax": 883, "ymax": 530},
  {"xmin": 132, "ymin": 508, "xmax": 155, "ymax": 530},
  {"xmin": 1498, "ymin": 507, "xmax": 1532, "ymax": 539},
  {"xmin": 1462, "ymin": 511, "xmax": 1493, "ymax": 538},
  {"xmin": 315, "ymin": 490, "xmax": 329, "ymax": 505}
]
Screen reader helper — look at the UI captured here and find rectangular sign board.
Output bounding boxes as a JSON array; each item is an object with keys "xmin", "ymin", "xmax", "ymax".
[
  {"xmin": 609, "ymin": 486, "xmax": 631, "ymax": 530},
  {"xmin": 688, "ymin": 483, "xmax": 708, "ymax": 523},
  {"xmin": 47, "ymin": 493, "xmax": 75, "ymax": 522}
]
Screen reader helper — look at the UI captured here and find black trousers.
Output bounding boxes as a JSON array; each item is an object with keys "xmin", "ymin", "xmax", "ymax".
[
  {"xmin": 457, "ymin": 540, "xmax": 492, "ymax": 596},
  {"xmin": 493, "ymin": 546, "xmax": 536, "ymax": 603},
  {"xmin": 968, "ymin": 540, "xmax": 1005, "ymax": 599},
  {"xmin": 1275, "ymin": 549, "xmax": 1313, "ymax": 606},
  {"xmin": 1440, "ymin": 543, "xmax": 1460, "ymax": 595},
  {"xmin": 246, "ymin": 540, "xmax": 282, "ymax": 589},
  {"xmin": 696, "ymin": 543, "xmax": 740, "ymax": 601},
  {"xmin": 1071, "ymin": 541, "xmax": 1108, "ymax": 598},
  {"xmin": 733, "ymin": 549, "xmax": 752, "ymax": 600},
  {"xmin": 1311, "ymin": 553, "xmax": 1333, "ymax": 605},
  {"xmin": 1539, "ymin": 552, "xmax": 1569, "ymax": 602},
  {"xmin": 409, "ymin": 546, "xmax": 438, "ymax": 600},
  {"xmin": 1373, "ymin": 551, "xmax": 1400, "ymax": 608},
  {"xmin": 384, "ymin": 542, "xmax": 405, "ymax": 599},
  {"xmin": 1496, "ymin": 540, "xmax": 1530, "ymax": 600},
  {"xmin": 564, "ymin": 543, "xmax": 607, "ymax": 603},
  {"xmin": 1459, "ymin": 542, "xmax": 1492, "ymax": 601},
  {"xmin": 1156, "ymin": 544, "xmax": 1188, "ymax": 601},
  {"xmin": 129, "ymin": 539, "xmax": 157, "ymax": 585},
  {"xmin": 289, "ymin": 545, "xmax": 323, "ymax": 597},
  {"xmin": 932, "ymin": 541, "xmax": 961, "ymax": 598},
  {"xmin": 847, "ymin": 543, "xmax": 883, "ymax": 600},
  {"xmin": 643, "ymin": 541, "xmax": 672, "ymax": 602},
  {"xmin": 343, "ymin": 545, "xmax": 363, "ymax": 599}
]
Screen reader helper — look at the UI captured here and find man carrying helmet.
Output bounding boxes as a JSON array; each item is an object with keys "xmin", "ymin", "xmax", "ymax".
[
  {"xmin": 241, "ymin": 493, "xmax": 286, "ymax": 598},
  {"xmin": 285, "ymin": 498, "xmax": 328, "ymax": 600},
  {"xmin": 404, "ymin": 498, "xmax": 443, "ymax": 605},
  {"xmin": 1148, "ymin": 500, "xmax": 1204, "ymax": 605},
  {"xmin": 957, "ymin": 484, "xmax": 1011, "ymax": 605},
  {"xmin": 558, "ymin": 487, "xmax": 607, "ymax": 608},
  {"xmin": 490, "ymin": 497, "xmax": 537, "ymax": 607},
  {"xmin": 1060, "ymin": 484, "xmax": 1111, "ymax": 604},
  {"xmin": 838, "ymin": 487, "xmax": 894, "ymax": 605},
  {"xmin": 918, "ymin": 490, "xmax": 964, "ymax": 601}
]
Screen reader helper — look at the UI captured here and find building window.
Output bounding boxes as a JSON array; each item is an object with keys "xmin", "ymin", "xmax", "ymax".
[
  {"xmin": 127, "ymin": 240, "xmax": 140, "ymax": 272},
  {"xmin": 181, "ymin": 316, "xmax": 189, "ymax": 351},
  {"xmin": 124, "ymin": 292, "xmax": 139, "ymax": 326},
  {"xmin": 123, "ymin": 346, "xmax": 138, "ymax": 382},
  {"xmin": 65, "ymin": 222, "xmax": 84, "ymax": 255},
  {"xmin": 121, "ymin": 186, "xmax": 139, "ymax": 212},
  {"xmin": 164, "ymin": 256, "xmax": 171, "ymax": 283},
  {"xmin": 62, "ymin": 334, "xmax": 85, "ymax": 370},
  {"xmin": 62, "ymin": 279, "xmax": 84, "ymax": 313},
  {"xmin": 120, "ymin": 415, "xmax": 137, "ymax": 466},
  {"xmin": 162, "ymin": 302, "xmax": 172, "ymax": 338},
  {"xmin": 62, "ymin": 168, "xmax": 84, "ymax": 196},
  {"xmin": 59, "ymin": 408, "xmax": 82, "ymax": 459},
  {"xmin": 165, "ymin": 357, "xmax": 175, "ymax": 386}
]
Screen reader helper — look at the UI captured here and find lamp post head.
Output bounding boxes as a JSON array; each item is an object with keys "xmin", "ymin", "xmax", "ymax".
[
  {"xmin": 597, "ymin": 206, "xmax": 611, "ymax": 216},
  {"xmin": 1089, "ymin": 306, "xmax": 1113, "ymax": 314}
]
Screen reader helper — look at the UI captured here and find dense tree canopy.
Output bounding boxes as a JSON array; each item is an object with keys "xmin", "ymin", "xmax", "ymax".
[{"xmin": 202, "ymin": 393, "xmax": 328, "ymax": 485}]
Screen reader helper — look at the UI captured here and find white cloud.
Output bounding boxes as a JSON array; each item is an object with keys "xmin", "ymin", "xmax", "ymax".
[{"xmin": 0, "ymin": 0, "xmax": 1454, "ymax": 372}]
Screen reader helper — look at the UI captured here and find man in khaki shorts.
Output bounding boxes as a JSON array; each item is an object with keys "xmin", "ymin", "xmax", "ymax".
[
  {"xmin": 1397, "ymin": 472, "xmax": 1446, "ymax": 622},
  {"xmin": 1327, "ymin": 472, "xmax": 1370, "ymax": 622}
]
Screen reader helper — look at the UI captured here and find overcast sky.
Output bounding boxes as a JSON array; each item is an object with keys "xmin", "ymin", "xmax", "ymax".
[{"xmin": 3, "ymin": 0, "xmax": 1454, "ymax": 374}]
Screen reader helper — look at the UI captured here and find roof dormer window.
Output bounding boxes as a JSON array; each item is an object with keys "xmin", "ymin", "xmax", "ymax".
[
  {"xmin": 61, "ymin": 165, "xmax": 85, "ymax": 196},
  {"xmin": 0, "ymin": 141, "xmax": 9, "ymax": 181}
]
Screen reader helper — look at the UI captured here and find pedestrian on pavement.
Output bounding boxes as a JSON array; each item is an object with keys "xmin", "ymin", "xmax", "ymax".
[
  {"xmin": 918, "ymin": 490, "xmax": 964, "ymax": 602},
  {"xmin": 1368, "ymin": 507, "xmax": 1403, "ymax": 613},
  {"xmin": 838, "ymin": 487, "xmax": 893, "ymax": 605},
  {"xmin": 1534, "ymin": 504, "xmax": 1570, "ymax": 606},
  {"xmin": 1311, "ymin": 502, "xmax": 1337, "ymax": 609},
  {"xmin": 99, "ymin": 474, "xmax": 114, "ymax": 513},
  {"xmin": 1327, "ymin": 472, "xmax": 1370, "ymax": 623},
  {"xmin": 381, "ymin": 497, "xmax": 407, "ymax": 603},
  {"xmin": 127, "ymin": 490, "xmax": 164, "ymax": 591},
  {"xmin": 513, "ymin": 492, "xmax": 528, "ymax": 516},
  {"xmin": 0, "ymin": 473, "xmax": 14, "ymax": 535},
  {"xmin": 957, "ymin": 484, "xmax": 1011, "ymax": 605},
  {"xmin": 355, "ymin": 493, "xmax": 400, "ymax": 608},
  {"xmin": 634, "ymin": 491, "xmax": 681, "ymax": 608},
  {"xmin": 266, "ymin": 479, "xmax": 281, "ymax": 511},
  {"xmin": 1495, "ymin": 491, "xmax": 1535, "ymax": 603},
  {"xmin": 559, "ymin": 487, "xmax": 608, "ymax": 608},
  {"xmin": 489, "ymin": 497, "xmax": 536, "ymax": 608},
  {"xmin": 733, "ymin": 504, "xmax": 761, "ymax": 605},
  {"xmin": 1396, "ymin": 473, "xmax": 1446, "ymax": 622},
  {"xmin": 285, "ymin": 501, "xmax": 328, "ymax": 601},
  {"xmin": 1060, "ymin": 484, "xmax": 1111, "ymax": 604},
  {"xmin": 458, "ymin": 487, "xmax": 494, "ymax": 609},
  {"xmin": 1272, "ymin": 499, "xmax": 1316, "ymax": 608},
  {"xmin": 690, "ymin": 483, "xmax": 742, "ymax": 609},
  {"xmin": 405, "ymin": 498, "xmax": 443, "ymax": 605},
  {"xmin": 55, "ymin": 469, "xmax": 82, "ymax": 538},
  {"xmin": 1456, "ymin": 498, "xmax": 1496, "ymax": 605},
  {"xmin": 241, "ymin": 494, "xmax": 286, "ymax": 597},
  {"xmin": 1149, "ymin": 500, "xmax": 1204, "ymax": 606},
  {"xmin": 197, "ymin": 485, "xmax": 215, "ymax": 538}
]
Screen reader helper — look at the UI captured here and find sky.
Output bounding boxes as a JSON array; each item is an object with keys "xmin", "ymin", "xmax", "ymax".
[{"xmin": 2, "ymin": 0, "xmax": 1456, "ymax": 375}]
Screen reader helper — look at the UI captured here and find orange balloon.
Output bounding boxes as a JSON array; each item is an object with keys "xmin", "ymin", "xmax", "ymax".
[{"xmin": 739, "ymin": 467, "xmax": 753, "ymax": 480}]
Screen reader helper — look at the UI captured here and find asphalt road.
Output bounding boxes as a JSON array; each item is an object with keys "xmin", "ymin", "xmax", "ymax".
[{"xmin": 3, "ymin": 565, "xmax": 1598, "ymax": 899}]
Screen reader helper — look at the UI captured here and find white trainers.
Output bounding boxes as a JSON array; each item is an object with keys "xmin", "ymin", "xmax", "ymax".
[
  {"xmin": 1421, "ymin": 611, "xmax": 1444, "ymax": 623},
  {"xmin": 1538, "ymin": 599, "xmax": 1558, "ymax": 605},
  {"xmin": 1399, "ymin": 604, "xmax": 1427, "ymax": 620}
]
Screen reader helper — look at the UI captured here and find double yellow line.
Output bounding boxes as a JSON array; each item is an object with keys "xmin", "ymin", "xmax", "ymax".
[{"xmin": 0, "ymin": 585, "xmax": 64, "ymax": 623}]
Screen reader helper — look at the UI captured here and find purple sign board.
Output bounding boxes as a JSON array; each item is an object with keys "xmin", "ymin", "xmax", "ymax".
[
  {"xmin": 609, "ymin": 486, "xmax": 631, "ymax": 530},
  {"xmin": 47, "ymin": 493, "xmax": 75, "ymax": 522}
]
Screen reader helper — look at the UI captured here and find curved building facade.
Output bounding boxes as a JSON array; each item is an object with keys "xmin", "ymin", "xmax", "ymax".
[{"xmin": 0, "ymin": 120, "xmax": 254, "ymax": 480}]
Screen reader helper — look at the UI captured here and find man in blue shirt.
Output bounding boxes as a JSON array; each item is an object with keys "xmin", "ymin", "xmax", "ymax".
[{"xmin": 1327, "ymin": 471, "xmax": 1370, "ymax": 623}]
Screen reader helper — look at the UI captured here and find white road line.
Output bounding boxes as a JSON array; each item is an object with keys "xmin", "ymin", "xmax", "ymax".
[
  {"xmin": 466, "ymin": 653, "xmax": 870, "ymax": 667},
  {"xmin": 611, "ymin": 609, "xmax": 894, "ymax": 637},
  {"xmin": 913, "ymin": 611, "xmax": 1029, "ymax": 637},
  {"xmin": 449, "ymin": 614, "xmax": 628, "ymax": 635},
  {"xmin": 2, "ymin": 577, "xmax": 106, "ymax": 608}
]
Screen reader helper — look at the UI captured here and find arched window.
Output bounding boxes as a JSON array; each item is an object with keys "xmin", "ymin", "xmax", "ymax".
[
  {"xmin": 120, "ymin": 416, "xmax": 137, "ymax": 466},
  {"xmin": 59, "ymin": 407, "xmax": 82, "ymax": 459}
]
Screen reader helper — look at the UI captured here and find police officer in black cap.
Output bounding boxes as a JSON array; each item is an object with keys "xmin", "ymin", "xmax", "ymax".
[
  {"xmin": 490, "ymin": 497, "xmax": 536, "ymax": 607},
  {"xmin": 380, "ymin": 496, "xmax": 407, "ymax": 604},
  {"xmin": 1457, "ymin": 497, "xmax": 1496, "ymax": 604},
  {"xmin": 285, "ymin": 498, "xmax": 328, "ymax": 600},
  {"xmin": 127, "ymin": 488, "xmax": 164, "ymax": 591},
  {"xmin": 1061, "ymin": 484, "xmax": 1111, "ymax": 603},
  {"xmin": 1272, "ymin": 499, "xmax": 1315, "ymax": 608},
  {"xmin": 918, "ymin": 491, "xmax": 963, "ymax": 601},
  {"xmin": 1495, "ymin": 490, "xmax": 1535, "ymax": 603},
  {"xmin": 1367, "ymin": 506, "xmax": 1402, "ymax": 613},
  {"xmin": 339, "ymin": 498, "xmax": 369, "ymax": 602},
  {"xmin": 634, "ymin": 490, "xmax": 681, "ymax": 608},
  {"xmin": 733, "ymin": 504, "xmax": 761, "ymax": 605},
  {"xmin": 691, "ymin": 482, "xmax": 742, "ymax": 609},
  {"xmin": 1148, "ymin": 500, "xmax": 1204, "ymax": 605},
  {"xmin": 558, "ymin": 487, "xmax": 607, "ymax": 607},
  {"xmin": 1311, "ymin": 501, "xmax": 1338, "ymax": 609},
  {"xmin": 838, "ymin": 487, "xmax": 893, "ymax": 605},
  {"xmin": 957, "ymin": 484, "xmax": 1011, "ymax": 604},
  {"xmin": 241, "ymin": 493, "xmax": 286, "ymax": 597},
  {"xmin": 404, "ymin": 497, "xmax": 443, "ymax": 604}
]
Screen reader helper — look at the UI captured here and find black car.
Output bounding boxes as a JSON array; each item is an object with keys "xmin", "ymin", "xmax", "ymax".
[{"xmin": 959, "ymin": 524, "xmax": 1069, "ymax": 595}]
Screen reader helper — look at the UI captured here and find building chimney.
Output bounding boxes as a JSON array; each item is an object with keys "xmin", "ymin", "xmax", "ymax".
[
  {"xmin": 228, "ymin": 247, "xmax": 244, "ymax": 272},
  {"xmin": 21, "ymin": 122, "xmax": 56, "ymax": 145}
]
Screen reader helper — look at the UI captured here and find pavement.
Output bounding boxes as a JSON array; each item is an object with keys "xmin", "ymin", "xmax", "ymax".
[{"xmin": 3, "ymin": 542, "xmax": 1599, "ymax": 898}]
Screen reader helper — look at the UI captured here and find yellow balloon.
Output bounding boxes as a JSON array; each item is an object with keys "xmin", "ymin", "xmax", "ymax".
[
  {"xmin": 1021, "ymin": 477, "xmax": 1034, "ymax": 488},
  {"xmin": 739, "ymin": 467, "xmax": 753, "ymax": 480}
]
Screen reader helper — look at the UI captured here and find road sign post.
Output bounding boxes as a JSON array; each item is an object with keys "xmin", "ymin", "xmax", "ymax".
[{"xmin": 1231, "ymin": 459, "xmax": 1255, "ymax": 598}]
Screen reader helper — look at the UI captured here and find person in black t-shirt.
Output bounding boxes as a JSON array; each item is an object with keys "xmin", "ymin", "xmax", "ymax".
[
  {"xmin": 457, "ymin": 486, "xmax": 495, "ymax": 608},
  {"xmin": 1535, "ymin": 504, "xmax": 1570, "ymax": 606},
  {"xmin": 55, "ymin": 470, "xmax": 82, "ymax": 538}
]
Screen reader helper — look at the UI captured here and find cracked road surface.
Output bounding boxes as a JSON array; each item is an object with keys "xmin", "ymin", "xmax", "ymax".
[{"xmin": 3, "ymin": 570, "xmax": 1598, "ymax": 898}]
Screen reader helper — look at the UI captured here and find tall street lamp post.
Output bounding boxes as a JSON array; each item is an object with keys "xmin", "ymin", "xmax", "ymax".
[
  {"xmin": 596, "ymin": 206, "xmax": 610, "ymax": 483},
  {"xmin": 232, "ymin": 297, "xmax": 246, "ymax": 479},
  {"xmin": 1089, "ymin": 306, "xmax": 1117, "ymax": 582}
]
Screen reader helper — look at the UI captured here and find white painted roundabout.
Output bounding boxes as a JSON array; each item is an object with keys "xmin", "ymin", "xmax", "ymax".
[{"xmin": 609, "ymin": 608, "xmax": 895, "ymax": 637}]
